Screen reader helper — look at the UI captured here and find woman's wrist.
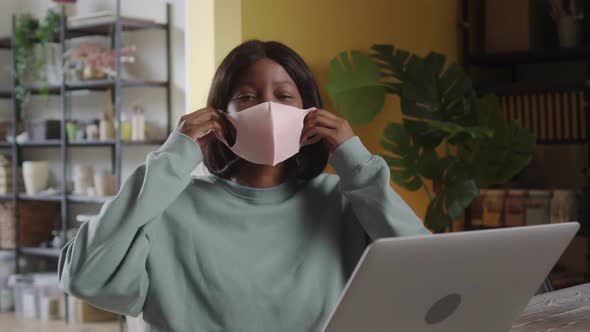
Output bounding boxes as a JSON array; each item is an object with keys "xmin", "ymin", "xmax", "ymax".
[{"xmin": 329, "ymin": 136, "xmax": 373, "ymax": 177}]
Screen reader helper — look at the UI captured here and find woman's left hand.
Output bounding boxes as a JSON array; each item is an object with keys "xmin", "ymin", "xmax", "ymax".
[{"xmin": 301, "ymin": 109, "xmax": 355, "ymax": 150}]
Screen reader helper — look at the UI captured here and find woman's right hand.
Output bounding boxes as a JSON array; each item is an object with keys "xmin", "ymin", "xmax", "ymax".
[{"xmin": 175, "ymin": 107, "xmax": 235, "ymax": 148}]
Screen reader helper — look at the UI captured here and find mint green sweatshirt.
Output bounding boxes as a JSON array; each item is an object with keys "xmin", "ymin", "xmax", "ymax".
[{"xmin": 58, "ymin": 131, "xmax": 430, "ymax": 332}]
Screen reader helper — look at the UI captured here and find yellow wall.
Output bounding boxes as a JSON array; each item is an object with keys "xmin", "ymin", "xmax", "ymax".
[
  {"xmin": 241, "ymin": 0, "xmax": 460, "ymax": 220},
  {"xmin": 187, "ymin": 0, "xmax": 460, "ymax": 221},
  {"xmin": 186, "ymin": 0, "xmax": 242, "ymax": 112},
  {"xmin": 186, "ymin": 0, "xmax": 216, "ymax": 112}
]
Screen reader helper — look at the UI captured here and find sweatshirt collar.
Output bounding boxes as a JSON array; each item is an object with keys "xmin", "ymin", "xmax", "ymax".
[{"xmin": 210, "ymin": 175, "xmax": 299, "ymax": 205}]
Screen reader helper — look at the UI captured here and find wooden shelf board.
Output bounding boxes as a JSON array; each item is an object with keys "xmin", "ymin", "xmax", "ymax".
[
  {"xmin": 67, "ymin": 79, "xmax": 167, "ymax": 90},
  {"xmin": 0, "ymin": 193, "xmax": 15, "ymax": 200},
  {"xmin": 68, "ymin": 195, "xmax": 112, "ymax": 203},
  {"xmin": 21, "ymin": 79, "xmax": 168, "ymax": 96},
  {"xmin": 475, "ymin": 80, "xmax": 590, "ymax": 95},
  {"xmin": 123, "ymin": 139, "xmax": 166, "ymax": 146},
  {"xmin": 67, "ymin": 17, "xmax": 166, "ymax": 36},
  {"xmin": 469, "ymin": 47, "xmax": 590, "ymax": 66},
  {"xmin": 18, "ymin": 140, "xmax": 61, "ymax": 147},
  {"xmin": 18, "ymin": 193, "xmax": 62, "ymax": 202},
  {"xmin": 68, "ymin": 140, "xmax": 116, "ymax": 146},
  {"xmin": 20, "ymin": 247, "xmax": 60, "ymax": 258}
]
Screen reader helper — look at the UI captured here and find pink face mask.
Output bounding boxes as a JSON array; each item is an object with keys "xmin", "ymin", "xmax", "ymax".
[{"xmin": 219, "ymin": 101, "xmax": 316, "ymax": 166}]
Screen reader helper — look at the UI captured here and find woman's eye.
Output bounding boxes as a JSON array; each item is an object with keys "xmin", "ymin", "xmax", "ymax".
[
  {"xmin": 278, "ymin": 95, "xmax": 293, "ymax": 100},
  {"xmin": 237, "ymin": 95, "xmax": 256, "ymax": 101}
]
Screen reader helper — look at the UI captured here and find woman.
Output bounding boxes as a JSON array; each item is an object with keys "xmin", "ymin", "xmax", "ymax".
[{"xmin": 58, "ymin": 40, "xmax": 430, "ymax": 332}]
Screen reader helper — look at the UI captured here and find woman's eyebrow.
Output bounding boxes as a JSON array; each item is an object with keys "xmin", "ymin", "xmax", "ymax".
[
  {"xmin": 274, "ymin": 80, "xmax": 296, "ymax": 86},
  {"xmin": 236, "ymin": 81, "xmax": 257, "ymax": 88},
  {"xmin": 237, "ymin": 80, "xmax": 296, "ymax": 88}
]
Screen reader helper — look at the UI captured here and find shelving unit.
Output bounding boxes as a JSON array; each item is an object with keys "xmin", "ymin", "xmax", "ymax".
[
  {"xmin": 0, "ymin": 1, "xmax": 172, "ymax": 327},
  {"xmin": 461, "ymin": 0, "xmax": 590, "ymax": 283}
]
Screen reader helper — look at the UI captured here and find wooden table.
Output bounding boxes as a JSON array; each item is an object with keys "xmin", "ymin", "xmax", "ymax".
[{"xmin": 512, "ymin": 283, "xmax": 590, "ymax": 331}]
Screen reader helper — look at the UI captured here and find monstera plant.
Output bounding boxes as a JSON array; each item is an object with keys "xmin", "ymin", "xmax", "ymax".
[{"xmin": 327, "ymin": 45, "xmax": 536, "ymax": 231}]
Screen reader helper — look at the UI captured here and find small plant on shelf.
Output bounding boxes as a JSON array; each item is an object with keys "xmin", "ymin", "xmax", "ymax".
[{"xmin": 13, "ymin": 9, "xmax": 60, "ymax": 110}]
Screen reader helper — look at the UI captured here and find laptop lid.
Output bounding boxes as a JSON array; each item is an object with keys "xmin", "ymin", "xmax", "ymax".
[{"xmin": 322, "ymin": 222, "xmax": 580, "ymax": 332}]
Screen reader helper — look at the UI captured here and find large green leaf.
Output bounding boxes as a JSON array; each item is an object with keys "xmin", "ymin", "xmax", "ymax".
[
  {"xmin": 417, "ymin": 148, "xmax": 440, "ymax": 180},
  {"xmin": 380, "ymin": 122, "xmax": 423, "ymax": 191},
  {"xmin": 441, "ymin": 161, "xmax": 479, "ymax": 221},
  {"xmin": 327, "ymin": 51, "xmax": 386, "ymax": 125},
  {"xmin": 473, "ymin": 122, "xmax": 536, "ymax": 187},
  {"xmin": 472, "ymin": 95, "xmax": 536, "ymax": 187},
  {"xmin": 370, "ymin": 44, "xmax": 412, "ymax": 83},
  {"xmin": 403, "ymin": 119, "xmax": 444, "ymax": 148},
  {"xmin": 429, "ymin": 119, "xmax": 492, "ymax": 142},
  {"xmin": 478, "ymin": 94, "xmax": 506, "ymax": 131},
  {"xmin": 372, "ymin": 45, "xmax": 476, "ymax": 122}
]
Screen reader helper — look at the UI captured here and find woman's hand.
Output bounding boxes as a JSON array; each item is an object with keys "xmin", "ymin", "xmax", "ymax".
[
  {"xmin": 300, "ymin": 109, "xmax": 355, "ymax": 150},
  {"xmin": 176, "ymin": 107, "xmax": 236, "ymax": 148}
]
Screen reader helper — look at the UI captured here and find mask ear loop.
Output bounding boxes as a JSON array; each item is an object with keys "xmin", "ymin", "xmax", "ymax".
[
  {"xmin": 216, "ymin": 110, "xmax": 238, "ymax": 148},
  {"xmin": 300, "ymin": 108, "xmax": 317, "ymax": 147},
  {"xmin": 212, "ymin": 110, "xmax": 241, "ymax": 174},
  {"xmin": 215, "ymin": 154, "xmax": 241, "ymax": 174}
]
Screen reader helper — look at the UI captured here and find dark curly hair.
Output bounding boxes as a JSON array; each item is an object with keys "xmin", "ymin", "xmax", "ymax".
[{"xmin": 203, "ymin": 40, "xmax": 329, "ymax": 180}]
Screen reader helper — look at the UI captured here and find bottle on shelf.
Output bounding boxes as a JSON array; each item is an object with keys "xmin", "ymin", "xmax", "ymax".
[
  {"xmin": 120, "ymin": 112, "xmax": 132, "ymax": 141},
  {"xmin": 131, "ymin": 101, "xmax": 146, "ymax": 142},
  {"xmin": 99, "ymin": 112, "xmax": 114, "ymax": 141},
  {"xmin": 99, "ymin": 94, "xmax": 115, "ymax": 141}
]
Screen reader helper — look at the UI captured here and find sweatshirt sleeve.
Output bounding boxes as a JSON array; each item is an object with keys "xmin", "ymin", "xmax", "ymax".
[
  {"xmin": 58, "ymin": 131, "xmax": 202, "ymax": 317},
  {"xmin": 331, "ymin": 136, "xmax": 431, "ymax": 240}
]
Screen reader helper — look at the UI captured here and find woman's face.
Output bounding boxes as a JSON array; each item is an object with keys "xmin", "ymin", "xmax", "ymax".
[{"xmin": 227, "ymin": 58, "xmax": 304, "ymax": 113}]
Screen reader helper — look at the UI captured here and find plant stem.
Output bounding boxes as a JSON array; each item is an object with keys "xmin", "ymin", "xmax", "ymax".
[{"xmin": 424, "ymin": 183, "xmax": 433, "ymax": 201}]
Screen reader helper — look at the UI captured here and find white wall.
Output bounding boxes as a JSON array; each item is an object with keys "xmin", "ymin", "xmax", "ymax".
[{"xmin": 0, "ymin": 0, "xmax": 186, "ymax": 224}]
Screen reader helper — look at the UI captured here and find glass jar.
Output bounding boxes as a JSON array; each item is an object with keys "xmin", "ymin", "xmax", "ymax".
[
  {"xmin": 482, "ymin": 189, "xmax": 505, "ymax": 227},
  {"xmin": 0, "ymin": 287, "xmax": 13, "ymax": 312},
  {"xmin": 505, "ymin": 189, "xmax": 527, "ymax": 227},
  {"xmin": 550, "ymin": 190, "xmax": 577, "ymax": 224},
  {"xmin": 525, "ymin": 190, "xmax": 552, "ymax": 225}
]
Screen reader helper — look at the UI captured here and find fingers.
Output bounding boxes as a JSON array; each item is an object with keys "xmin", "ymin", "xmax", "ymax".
[
  {"xmin": 311, "ymin": 109, "xmax": 341, "ymax": 120},
  {"xmin": 300, "ymin": 126, "xmax": 338, "ymax": 146},
  {"xmin": 301, "ymin": 131, "xmax": 323, "ymax": 146},
  {"xmin": 301, "ymin": 109, "xmax": 354, "ymax": 148},
  {"xmin": 180, "ymin": 107, "xmax": 223, "ymax": 125},
  {"xmin": 311, "ymin": 126, "xmax": 338, "ymax": 146},
  {"xmin": 301, "ymin": 109, "xmax": 341, "ymax": 143},
  {"xmin": 181, "ymin": 120, "xmax": 225, "ymax": 139},
  {"xmin": 304, "ymin": 110, "xmax": 345, "ymax": 130},
  {"xmin": 177, "ymin": 107, "xmax": 236, "ymax": 147}
]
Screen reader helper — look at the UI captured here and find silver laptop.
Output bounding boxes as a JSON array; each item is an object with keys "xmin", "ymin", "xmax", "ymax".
[{"xmin": 322, "ymin": 222, "xmax": 579, "ymax": 332}]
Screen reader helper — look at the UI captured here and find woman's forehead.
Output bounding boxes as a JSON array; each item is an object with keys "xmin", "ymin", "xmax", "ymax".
[{"xmin": 236, "ymin": 58, "xmax": 296, "ymax": 87}]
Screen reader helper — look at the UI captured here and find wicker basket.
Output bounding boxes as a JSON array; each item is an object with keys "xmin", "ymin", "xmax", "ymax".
[{"xmin": 0, "ymin": 201, "xmax": 60, "ymax": 248}]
